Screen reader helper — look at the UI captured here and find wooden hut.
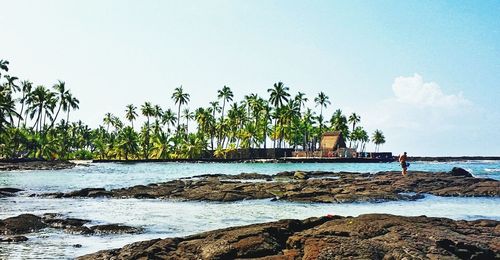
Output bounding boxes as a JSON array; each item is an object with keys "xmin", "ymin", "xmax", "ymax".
[{"xmin": 320, "ymin": 131, "xmax": 347, "ymax": 157}]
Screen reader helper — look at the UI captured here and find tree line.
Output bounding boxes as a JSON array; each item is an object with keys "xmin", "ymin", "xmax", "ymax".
[{"xmin": 0, "ymin": 59, "xmax": 386, "ymax": 160}]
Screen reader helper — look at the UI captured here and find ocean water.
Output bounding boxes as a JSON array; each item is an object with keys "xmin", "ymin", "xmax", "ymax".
[{"xmin": 0, "ymin": 161, "xmax": 499, "ymax": 259}]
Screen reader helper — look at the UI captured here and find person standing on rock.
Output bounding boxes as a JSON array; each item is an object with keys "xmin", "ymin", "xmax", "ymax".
[{"xmin": 399, "ymin": 152, "xmax": 408, "ymax": 176}]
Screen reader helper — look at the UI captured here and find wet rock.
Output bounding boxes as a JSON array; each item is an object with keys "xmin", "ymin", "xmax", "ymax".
[
  {"xmin": 0, "ymin": 235, "xmax": 28, "ymax": 243},
  {"xmin": 43, "ymin": 217, "xmax": 90, "ymax": 229},
  {"xmin": 89, "ymin": 224, "xmax": 143, "ymax": 235},
  {"xmin": 77, "ymin": 214, "xmax": 500, "ymax": 260},
  {"xmin": 0, "ymin": 160, "xmax": 75, "ymax": 171},
  {"xmin": 65, "ymin": 226, "xmax": 92, "ymax": 235},
  {"xmin": 0, "ymin": 187, "xmax": 23, "ymax": 197},
  {"xmin": 450, "ymin": 167, "xmax": 473, "ymax": 177},
  {"xmin": 51, "ymin": 170, "xmax": 500, "ymax": 203},
  {"xmin": 66, "ymin": 188, "xmax": 107, "ymax": 197},
  {"xmin": 0, "ymin": 214, "xmax": 47, "ymax": 235}
]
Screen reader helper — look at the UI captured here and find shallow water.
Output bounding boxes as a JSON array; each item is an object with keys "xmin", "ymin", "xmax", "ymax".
[{"xmin": 0, "ymin": 161, "xmax": 499, "ymax": 259}]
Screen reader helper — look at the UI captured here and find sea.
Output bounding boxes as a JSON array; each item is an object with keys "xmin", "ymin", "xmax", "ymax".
[{"xmin": 1, "ymin": 161, "xmax": 499, "ymax": 259}]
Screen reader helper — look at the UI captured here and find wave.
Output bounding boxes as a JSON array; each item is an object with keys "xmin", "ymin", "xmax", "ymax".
[{"xmin": 484, "ymin": 168, "xmax": 500, "ymax": 172}]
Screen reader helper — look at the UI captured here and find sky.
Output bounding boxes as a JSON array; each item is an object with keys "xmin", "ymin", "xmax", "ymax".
[{"xmin": 1, "ymin": 0, "xmax": 499, "ymax": 156}]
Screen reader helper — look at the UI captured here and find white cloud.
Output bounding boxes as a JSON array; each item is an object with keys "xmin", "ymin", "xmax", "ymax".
[{"xmin": 392, "ymin": 73, "xmax": 471, "ymax": 108}]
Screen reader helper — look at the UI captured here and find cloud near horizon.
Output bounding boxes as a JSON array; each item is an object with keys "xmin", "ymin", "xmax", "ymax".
[{"xmin": 391, "ymin": 74, "xmax": 471, "ymax": 109}]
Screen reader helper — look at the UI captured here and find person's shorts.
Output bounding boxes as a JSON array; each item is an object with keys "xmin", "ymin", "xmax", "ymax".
[{"xmin": 401, "ymin": 162, "xmax": 407, "ymax": 168}]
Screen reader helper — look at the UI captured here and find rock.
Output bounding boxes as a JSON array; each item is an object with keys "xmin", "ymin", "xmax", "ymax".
[
  {"xmin": 43, "ymin": 217, "xmax": 90, "ymax": 229},
  {"xmin": 89, "ymin": 224, "xmax": 143, "ymax": 235},
  {"xmin": 0, "ymin": 235, "xmax": 28, "ymax": 243},
  {"xmin": 293, "ymin": 171, "xmax": 308, "ymax": 180},
  {"xmin": 50, "ymin": 170, "xmax": 500, "ymax": 203},
  {"xmin": 0, "ymin": 187, "xmax": 23, "ymax": 197},
  {"xmin": 77, "ymin": 214, "xmax": 500, "ymax": 260},
  {"xmin": 0, "ymin": 214, "xmax": 47, "ymax": 235},
  {"xmin": 0, "ymin": 160, "xmax": 75, "ymax": 171},
  {"xmin": 450, "ymin": 167, "xmax": 473, "ymax": 177},
  {"xmin": 73, "ymin": 244, "xmax": 83, "ymax": 248}
]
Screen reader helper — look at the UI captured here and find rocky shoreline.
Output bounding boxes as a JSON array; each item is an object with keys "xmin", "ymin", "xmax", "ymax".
[
  {"xmin": 0, "ymin": 213, "xmax": 142, "ymax": 243},
  {"xmin": 0, "ymin": 160, "xmax": 75, "ymax": 171},
  {"xmin": 78, "ymin": 213, "xmax": 499, "ymax": 259},
  {"xmin": 44, "ymin": 168, "xmax": 499, "ymax": 203}
]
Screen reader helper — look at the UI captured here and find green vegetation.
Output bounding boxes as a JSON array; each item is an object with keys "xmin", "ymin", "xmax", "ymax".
[{"xmin": 0, "ymin": 60, "xmax": 385, "ymax": 160}]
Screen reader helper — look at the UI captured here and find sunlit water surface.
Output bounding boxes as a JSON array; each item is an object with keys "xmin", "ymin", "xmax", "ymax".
[{"xmin": 1, "ymin": 161, "xmax": 499, "ymax": 259}]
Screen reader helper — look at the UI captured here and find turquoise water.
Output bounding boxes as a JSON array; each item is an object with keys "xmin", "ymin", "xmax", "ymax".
[
  {"xmin": 0, "ymin": 161, "xmax": 499, "ymax": 259},
  {"xmin": 1, "ymin": 161, "xmax": 499, "ymax": 193}
]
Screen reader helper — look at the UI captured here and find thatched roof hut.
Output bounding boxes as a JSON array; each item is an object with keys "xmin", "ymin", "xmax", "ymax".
[{"xmin": 320, "ymin": 131, "xmax": 346, "ymax": 151}]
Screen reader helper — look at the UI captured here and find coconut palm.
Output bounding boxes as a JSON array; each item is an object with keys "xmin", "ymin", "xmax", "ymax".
[
  {"xmin": 103, "ymin": 113, "xmax": 114, "ymax": 133},
  {"xmin": 182, "ymin": 108, "xmax": 194, "ymax": 133},
  {"xmin": 267, "ymin": 82, "xmax": 290, "ymax": 148},
  {"xmin": 161, "ymin": 108, "xmax": 176, "ymax": 133},
  {"xmin": 117, "ymin": 126, "xmax": 139, "ymax": 160},
  {"xmin": 65, "ymin": 92, "xmax": 79, "ymax": 123},
  {"xmin": 372, "ymin": 129, "xmax": 386, "ymax": 152},
  {"xmin": 217, "ymin": 85, "xmax": 233, "ymax": 121},
  {"xmin": 330, "ymin": 109, "xmax": 349, "ymax": 139},
  {"xmin": 171, "ymin": 86, "xmax": 190, "ymax": 133},
  {"xmin": 125, "ymin": 104, "xmax": 138, "ymax": 128},
  {"xmin": 17, "ymin": 80, "xmax": 33, "ymax": 127},
  {"xmin": 294, "ymin": 92, "xmax": 308, "ymax": 113},
  {"xmin": 314, "ymin": 92, "xmax": 330, "ymax": 139},
  {"xmin": 141, "ymin": 102, "xmax": 155, "ymax": 126},
  {"xmin": 50, "ymin": 80, "xmax": 70, "ymax": 128},
  {"xmin": 0, "ymin": 60, "xmax": 9, "ymax": 78},
  {"xmin": 348, "ymin": 113, "xmax": 361, "ymax": 148}
]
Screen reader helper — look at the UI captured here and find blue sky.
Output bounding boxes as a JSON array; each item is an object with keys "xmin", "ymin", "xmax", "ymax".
[{"xmin": 1, "ymin": 0, "xmax": 499, "ymax": 155}]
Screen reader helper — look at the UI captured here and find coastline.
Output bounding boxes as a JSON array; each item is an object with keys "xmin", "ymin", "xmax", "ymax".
[
  {"xmin": 1, "ymin": 156, "xmax": 499, "ymax": 173},
  {"xmin": 77, "ymin": 214, "xmax": 499, "ymax": 259},
  {"xmin": 0, "ymin": 160, "xmax": 76, "ymax": 172}
]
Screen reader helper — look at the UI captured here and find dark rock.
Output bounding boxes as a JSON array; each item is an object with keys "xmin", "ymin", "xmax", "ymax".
[
  {"xmin": 0, "ymin": 160, "xmax": 75, "ymax": 171},
  {"xmin": 0, "ymin": 187, "xmax": 23, "ymax": 197},
  {"xmin": 89, "ymin": 224, "xmax": 143, "ymax": 235},
  {"xmin": 43, "ymin": 217, "xmax": 90, "ymax": 229},
  {"xmin": 73, "ymin": 244, "xmax": 83, "ymax": 248},
  {"xmin": 450, "ymin": 167, "xmax": 473, "ymax": 177},
  {"xmin": 0, "ymin": 214, "xmax": 47, "ymax": 235},
  {"xmin": 50, "ymin": 170, "xmax": 500, "ymax": 203},
  {"xmin": 0, "ymin": 235, "xmax": 28, "ymax": 243},
  {"xmin": 77, "ymin": 214, "xmax": 500, "ymax": 260}
]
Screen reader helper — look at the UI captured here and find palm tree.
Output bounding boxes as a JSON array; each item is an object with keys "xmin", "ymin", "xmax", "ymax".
[
  {"xmin": 267, "ymin": 82, "xmax": 290, "ymax": 148},
  {"xmin": 348, "ymin": 113, "xmax": 361, "ymax": 148},
  {"xmin": 153, "ymin": 104, "xmax": 163, "ymax": 121},
  {"xmin": 141, "ymin": 102, "xmax": 155, "ymax": 126},
  {"xmin": 65, "ymin": 92, "xmax": 79, "ymax": 123},
  {"xmin": 217, "ymin": 85, "xmax": 233, "ymax": 122},
  {"xmin": 182, "ymin": 108, "xmax": 194, "ymax": 133},
  {"xmin": 103, "ymin": 113, "xmax": 113, "ymax": 133},
  {"xmin": 314, "ymin": 92, "xmax": 330, "ymax": 140},
  {"xmin": 161, "ymin": 108, "xmax": 176, "ymax": 133},
  {"xmin": 294, "ymin": 92, "xmax": 308, "ymax": 114},
  {"xmin": 330, "ymin": 109, "xmax": 349, "ymax": 138},
  {"xmin": 117, "ymin": 126, "xmax": 139, "ymax": 160},
  {"xmin": 27, "ymin": 85, "xmax": 55, "ymax": 133},
  {"xmin": 0, "ymin": 60, "xmax": 9, "ymax": 78},
  {"xmin": 171, "ymin": 86, "xmax": 190, "ymax": 133},
  {"xmin": 17, "ymin": 80, "xmax": 33, "ymax": 127},
  {"xmin": 50, "ymin": 80, "xmax": 70, "ymax": 128},
  {"xmin": 125, "ymin": 104, "xmax": 138, "ymax": 128},
  {"xmin": 372, "ymin": 129, "xmax": 386, "ymax": 152}
]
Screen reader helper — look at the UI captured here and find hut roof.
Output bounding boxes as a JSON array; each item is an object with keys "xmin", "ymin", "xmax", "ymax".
[{"xmin": 320, "ymin": 131, "xmax": 346, "ymax": 150}]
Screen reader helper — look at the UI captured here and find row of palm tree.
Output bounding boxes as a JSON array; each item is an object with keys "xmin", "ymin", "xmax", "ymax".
[{"xmin": 0, "ymin": 59, "xmax": 386, "ymax": 160}]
